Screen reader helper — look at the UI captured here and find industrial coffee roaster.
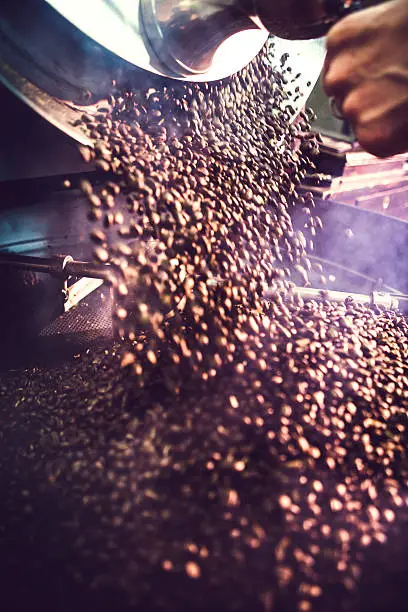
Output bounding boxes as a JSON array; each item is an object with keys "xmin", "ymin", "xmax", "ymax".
[{"xmin": 0, "ymin": 2, "xmax": 407, "ymax": 612}]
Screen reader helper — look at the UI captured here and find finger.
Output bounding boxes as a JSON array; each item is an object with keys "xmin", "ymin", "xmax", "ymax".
[
  {"xmin": 323, "ymin": 52, "xmax": 361, "ymax": 98},
  {"xmin": 347, "ymin": 88, "xmax": 408, "ymax": 158},
  {"xmin": 357, "ymin": 115, "xmax": 408, "ymax": 158},
  {"xmin": 341, "ymin": 89, "xmax": 362, "ymax": 122},
  {"xmin": 355, "ymin": 121, "xmax": 397, "ymax": 158}
]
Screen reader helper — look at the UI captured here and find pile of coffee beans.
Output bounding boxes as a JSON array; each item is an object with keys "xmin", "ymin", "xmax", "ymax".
[
  {"xmin": 1, "ymin": 298, "xmax": 407, "ymax": 612},
  {"xmin": 0, "ymin": 37, "xmax": 407, "ymax": 612}
]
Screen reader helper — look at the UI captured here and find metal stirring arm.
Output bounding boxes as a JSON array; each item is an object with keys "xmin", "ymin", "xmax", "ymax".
[
  {"xmin": 0, "ymin": 252, "xmax": 113, "ymax": 282},
  {"xmin": 1, "ymin": 252, "xmax": 407, "ymax": 314},
  {"xmin": 0, "ymin": 252, "xmax": 114, "ymax": 313},
  {"xmin": 265, "ymin": 285, "xmax": 408, "ymax": 312}
]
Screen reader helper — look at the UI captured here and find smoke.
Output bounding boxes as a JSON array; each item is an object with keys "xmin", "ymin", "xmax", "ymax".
[{"xmin": 291, "ymin": 197, "xmax": 408, "ymax": 294}]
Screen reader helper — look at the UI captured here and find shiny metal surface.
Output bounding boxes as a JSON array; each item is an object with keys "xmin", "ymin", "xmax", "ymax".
[
  {"xmin": 46, "ymin": 0, "xmax": 269, "ymax": 81},
  {"xmin": 46, "ymin": 0, "xmax": 325, "ymax": 103},
  {"xmin": 139, "ymin": 0, "xmax": 268, "ymax": 77}
]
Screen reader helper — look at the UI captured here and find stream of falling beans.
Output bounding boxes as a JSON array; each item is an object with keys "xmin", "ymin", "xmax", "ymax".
[
  {"xmin": 80, "ymin": 40, "xmax": 319, "ymax": 392},
  {"xmin": 0, "ymin": 38, "xmax": 407, "ymax": 612}
]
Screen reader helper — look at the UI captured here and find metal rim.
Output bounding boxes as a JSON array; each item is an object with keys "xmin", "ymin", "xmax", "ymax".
[{"xmin": 45, "ymin": 0, "xmax": 270, "ymax": 83}]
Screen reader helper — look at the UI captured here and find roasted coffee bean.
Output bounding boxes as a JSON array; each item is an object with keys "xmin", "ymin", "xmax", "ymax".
[
  {"xmin": 90, "ymin": 229, "xmax": 107, "ymax": 244},
  {"xmin": 94, "ymin": 246, "xmax": 109, "ymax": 263}
]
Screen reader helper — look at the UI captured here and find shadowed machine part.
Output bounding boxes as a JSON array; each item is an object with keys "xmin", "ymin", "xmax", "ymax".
[
  {"xmin": 2, "ymin": 250, "xmax": 408, "ymax": 313},
  {"xmin": 0, "ymin": 250, "xmax": 115, "ymax": 368}
]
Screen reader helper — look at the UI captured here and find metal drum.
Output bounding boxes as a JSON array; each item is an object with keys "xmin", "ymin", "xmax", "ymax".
[{"xmin": 0, "ymin": 0, "xmax": 325, "ymax": 144}]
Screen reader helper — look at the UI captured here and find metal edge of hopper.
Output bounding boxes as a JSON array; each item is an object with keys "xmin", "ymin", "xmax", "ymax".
[{"xmin": 0, "ymin": 60, "xmax": 94, "ymax": 147}]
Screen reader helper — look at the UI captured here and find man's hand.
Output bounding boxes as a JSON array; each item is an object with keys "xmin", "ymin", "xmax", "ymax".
[{"xmin": 323, "ymin": 0, "xmax": 408, "ymax": 158}]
